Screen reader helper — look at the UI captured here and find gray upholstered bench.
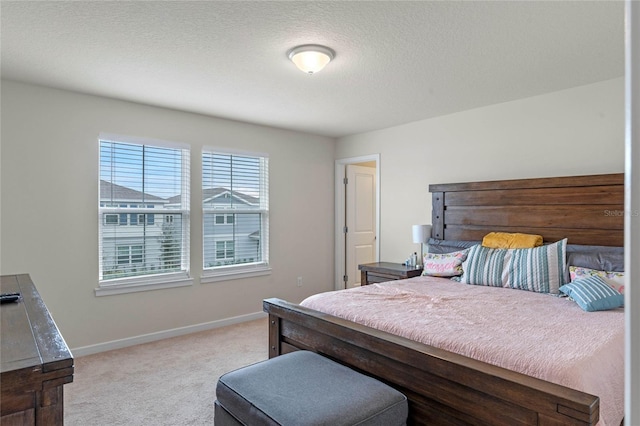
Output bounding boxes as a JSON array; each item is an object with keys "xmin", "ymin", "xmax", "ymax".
[{"xmin": 214, "ymin": 350, "xmax": 408, "ymax": 426}]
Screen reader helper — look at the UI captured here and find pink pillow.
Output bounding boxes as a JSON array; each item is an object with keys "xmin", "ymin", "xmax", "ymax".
[
  {"xmin": 569, "ymin": 265, "xmax": 625, "ymax": 294},
  {"xmin": 422, "ymin": 250, "xmax": 468, "ymax": 277}
]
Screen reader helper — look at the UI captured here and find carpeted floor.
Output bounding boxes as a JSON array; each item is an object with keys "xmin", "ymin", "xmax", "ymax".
[{"xmin": 64, "ymin": 318, "xmax": 268, "ymax": 425}]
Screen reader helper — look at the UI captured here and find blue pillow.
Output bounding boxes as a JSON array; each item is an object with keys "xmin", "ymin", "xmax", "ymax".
[{"xmin": 559, "ymin": 276, "xmax": 624, "ymax": 312}]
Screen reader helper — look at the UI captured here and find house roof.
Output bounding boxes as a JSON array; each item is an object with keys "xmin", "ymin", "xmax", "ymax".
[
  {"xmin": 101, "ymin": 181, "xmax": 257, "ymax": 205},
  {"xmin": 100, "ymin": 180, "xmax": 166, "ymax": 203},
  {"xmin": 197, "ymin": 188, "xmax": 259, "ymax": 206}
]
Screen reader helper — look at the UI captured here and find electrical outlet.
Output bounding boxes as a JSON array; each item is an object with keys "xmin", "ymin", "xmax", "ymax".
[{"xmin": 296, "ymin": 276, "xmax": 303, "ymax": 287}]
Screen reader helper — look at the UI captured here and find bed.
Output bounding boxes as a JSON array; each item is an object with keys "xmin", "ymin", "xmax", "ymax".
[{"xmin": 263, "ymin": 173, "xmax": 625, "ymax": 425}]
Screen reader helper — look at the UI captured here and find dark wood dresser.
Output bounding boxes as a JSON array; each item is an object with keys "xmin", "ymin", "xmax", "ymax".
[{"xmin": 1, "ymin": 274, "xmax": 74, "ymax": 425}]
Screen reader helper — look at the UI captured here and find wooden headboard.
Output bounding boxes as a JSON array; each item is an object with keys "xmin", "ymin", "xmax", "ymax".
[{"xmin": 429, "ymin": 173, "xmax": 624, "ymax": 246}]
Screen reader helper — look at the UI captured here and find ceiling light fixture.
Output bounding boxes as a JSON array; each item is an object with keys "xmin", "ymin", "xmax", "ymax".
[{"xmin": 287, "ymin": 44, "xmax": 335, "ymax": 74}]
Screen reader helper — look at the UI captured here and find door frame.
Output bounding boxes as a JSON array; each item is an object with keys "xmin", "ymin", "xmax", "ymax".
[{"xmin": 335, "ymin": 154, "xmax": 381, "ymax": 290}]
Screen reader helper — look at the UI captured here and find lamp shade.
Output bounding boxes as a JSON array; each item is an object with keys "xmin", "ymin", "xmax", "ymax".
[
  {"xmin": 287, "ymin": 45, "xmax": 335, "ymax": 74},
  {"xmin": 412, "ymin": 224, "xmax": 432, "ymax": 244}
]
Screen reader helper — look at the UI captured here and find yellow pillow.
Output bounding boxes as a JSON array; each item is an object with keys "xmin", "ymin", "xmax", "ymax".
[{"xmin": 482, "ymin": 232, "xmax": 543, "ymax": 249}]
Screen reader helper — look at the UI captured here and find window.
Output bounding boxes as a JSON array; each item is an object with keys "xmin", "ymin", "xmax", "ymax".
[
  {"xmin": 202, "ymin": 149, "xmax": 269, "ymax": 279},
  {"xmin": 117, "ymin": 245, "xmax": 144, "ymax": 265},
  {"xmin": 146, "ymin": 206, "xmax": 155, "ymax": 225},
  {"xmin": 98, "ymin": 134, "xmax": 191, "ymax": 294},
  {"xmin": 214, "ymin": 214, "xmax": 234, "ymax": 225},
  {"xmin": 105, "ymin": 214, "xmax": 118, "ymax": 225},
  {"xmin": 216, "ymin": 240, "xmax": 235, "ymax": 260}
]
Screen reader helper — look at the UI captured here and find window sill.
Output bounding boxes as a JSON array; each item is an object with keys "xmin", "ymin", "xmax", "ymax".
[
  {"xmin": 201, "ymin": 265, "xmax": 272, "ymax": 283},
  {"xmin": 96, "ymin": 273, "xmax": 193, "ymax": 296}
]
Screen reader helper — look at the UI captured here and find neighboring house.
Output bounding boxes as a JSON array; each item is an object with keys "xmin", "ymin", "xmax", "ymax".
[
  {"xmin": 198, "ymin": 188, "xmax": 262, "ymax": 268},
  {"xmin": 100, "ymin": 181, "xmax": 262, "ymax": 278},
  {"xmin": 99, "ymin": 180, "xmax": 174, "ymax": 279}
]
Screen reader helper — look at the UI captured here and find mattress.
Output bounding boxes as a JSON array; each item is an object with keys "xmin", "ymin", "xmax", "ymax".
[{"xmin": 301, "ymin": 276, "xmax": 624, "ymax": 426}]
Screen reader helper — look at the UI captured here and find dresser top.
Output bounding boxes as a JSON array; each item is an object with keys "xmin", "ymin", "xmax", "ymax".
[{"xmin": 1, "ymin": 274, "xmax": 73, "ymax": 375}]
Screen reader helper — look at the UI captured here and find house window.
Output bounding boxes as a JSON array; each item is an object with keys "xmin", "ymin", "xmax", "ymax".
[
  {"xmin": 117, "ymin": 245, "xmax": 144, "ymax": 265},
  {"xmin": 214, "ymin": 214, "xmax": 234, "ymax": 224},
  {"xmin": 128, "ymin": 205, "xmax": 139, "ymax": 225},
  {"xmin": 202, "ymin": 149, "xmax": 269, "ymax": 277},
  {"xmin": 146, "ymin": 205, "xmax": 155, "ymax": 225},
  {"xmin": 99, "ymin": 135, "xmax": 191, "ymax": 290},
  {"xmin": 105, "ymin": 214, "xmax": 118, "ymax": 225},
  {"xmin": 216, "ymin": 241, "xmax": 235, "ymax": 260}
]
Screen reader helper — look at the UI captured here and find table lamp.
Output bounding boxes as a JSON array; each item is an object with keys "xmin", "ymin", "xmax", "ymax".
[{"xmin": 412, "ymin": 224, "xmax": 432, "ymax": 267}]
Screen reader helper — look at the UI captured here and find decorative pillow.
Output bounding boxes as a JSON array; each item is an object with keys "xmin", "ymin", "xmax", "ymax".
[
  {"xmin": 460, "ymin": 239, "xmax": 568, "ymax": 294},
  {"xmin": 459, "ymin": 244, "xmax": 509, "ymax": 287},
  {"xmin": 422, "ymin": 250, "xmax": 469, "ymax": 277},
  {"xmin": 482, "ymin": 232, "xmax": 543, "ymax": 249},
  {"xmin": 559, "ymin": 276, "xmax": 624, "ymax": 312},
  {"xmin": 570, "ymin": 266, "xmax": 625, "ymax": 294}
]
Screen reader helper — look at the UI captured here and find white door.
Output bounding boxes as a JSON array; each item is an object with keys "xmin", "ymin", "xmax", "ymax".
[{"xmin": 345, "ymin": 164, "xmax": 377, "ymax": 287}]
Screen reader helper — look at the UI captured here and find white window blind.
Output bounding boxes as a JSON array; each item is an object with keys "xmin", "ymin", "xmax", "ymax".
[
  {"xmin": 202, "ymin": 149, "xmax": 269, "ymax": 275},
  {"xmin": 99, "ymin": 136, "xmax": 190, "ymax": 285}
]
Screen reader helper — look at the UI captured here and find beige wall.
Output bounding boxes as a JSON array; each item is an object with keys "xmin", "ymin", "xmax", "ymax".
[
  {"xmin": 0, "ymin": 80, "xmax": 336, "ymax": 350},
  {"xmin": 0, "ymin": 77, "xmax": 625, "ymax": 352},
  {"xmin": 336, "ymin": 77, "xmax": 625, "ymax": 263}
]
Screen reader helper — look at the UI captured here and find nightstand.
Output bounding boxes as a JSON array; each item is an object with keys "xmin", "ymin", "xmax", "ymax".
[{"xmin": 358, "ymin": 262, "xmax": 423, "ymax": 286}]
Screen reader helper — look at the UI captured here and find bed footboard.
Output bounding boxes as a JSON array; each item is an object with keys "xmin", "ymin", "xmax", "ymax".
[{"xmin": 263, "ymin": 298, "xmax": 599, "ymax": 426}]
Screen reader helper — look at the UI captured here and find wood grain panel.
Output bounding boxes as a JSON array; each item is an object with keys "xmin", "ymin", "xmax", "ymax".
[
  {"xmin": 444, "ymin": 205, "xmax": 624, "ymax": 229},
  {"xmin": 429, "ymin": 173, "xmax": 624, "ymax": 192},
  {"xmin": 444, "ymin": 185, "xmax": 624, "ymax": 206},
  {"xmin": 443, "ymin": 226, "xmax": 623, "ymax": 247},
  {"xmin": 432, "ymin": 191, "xmax": 445, "ymax": 239},
  {"xmin": 430, "ymin": 173, "xmax": 624, "ymax": 247},
  {"xmin": 268, "ymin": 315, "xmax": 280, "ymax": 357}
]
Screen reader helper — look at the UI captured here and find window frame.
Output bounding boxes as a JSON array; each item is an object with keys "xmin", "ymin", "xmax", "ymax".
[
  {"xmin": 97, "ymin": 133, "xmax": 193, "ymax": 296},
  {"xmin": 201, "ymin": 147, "xmax": 270, "ymax": 283}
]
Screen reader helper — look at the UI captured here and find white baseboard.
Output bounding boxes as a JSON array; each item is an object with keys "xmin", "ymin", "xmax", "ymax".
[{"xmin": 71, "ymin": 311, "xmax": 267, "ymax": 357}]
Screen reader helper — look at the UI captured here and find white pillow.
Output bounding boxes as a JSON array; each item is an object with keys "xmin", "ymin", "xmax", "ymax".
[{"xmin": 422, "ymin": 250, "xmax": 468, "ymax": 277}]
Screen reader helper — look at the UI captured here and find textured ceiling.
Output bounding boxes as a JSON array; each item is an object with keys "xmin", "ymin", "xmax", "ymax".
[{"xmin": 0, "ymin": 1, "xmax": 624, "ymax": 138}]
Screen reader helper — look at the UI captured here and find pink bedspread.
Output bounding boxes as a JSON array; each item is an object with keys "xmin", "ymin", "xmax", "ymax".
[{"xmin": 301, "ymin": 276, "xmax": 624, "ymax": 426}]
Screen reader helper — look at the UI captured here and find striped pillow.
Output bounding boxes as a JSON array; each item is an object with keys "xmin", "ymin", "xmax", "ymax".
[
  {"xmin": 460, "ymin": 239, "xmax": 568, "ymax": 294},
  {"xmin": 459, "ymin": 244, "xmax": 508, "ymax": 287},
  {"xmin": 504, "ymin": 239, "xmax": 567, "ymax": 294},
  {"xmin": 559, "ymin": 276, "xmax": 624, "ymax": 311}
]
